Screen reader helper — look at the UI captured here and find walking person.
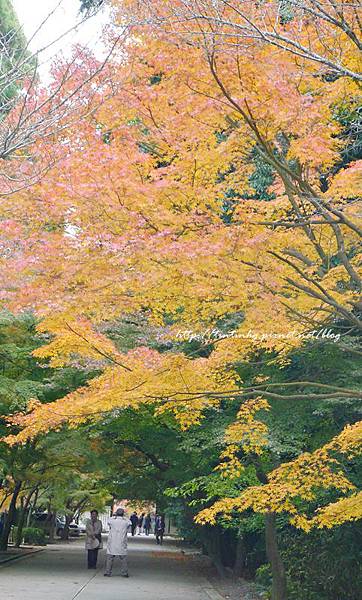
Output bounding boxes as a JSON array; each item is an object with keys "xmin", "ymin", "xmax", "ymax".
[
  {"xmin": 144, "ymin": 513, "xmax": 151, "ymax": 536},
  {"xmin": 85, "ymin": 510, "xmax": 103, "ymax": 569},
  {"xmin": 130, "ymin": 511, "xmax": 138, "ymax": 537},
  {"xmin": 137, "ymin": 512, "xmax": 145, "ymax": 535},
  {"xmin": 154, "ymin": 514, "xmax": 165, "ymax": 545},
  {"xmin": 104, "ymin": 508, "xmax": 131, "ymax": 578}
]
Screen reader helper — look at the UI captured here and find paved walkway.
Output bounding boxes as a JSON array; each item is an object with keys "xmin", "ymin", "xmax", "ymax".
[{"xmin": 0, "ymin": 536, "xmax": 222, "ymax": 600}]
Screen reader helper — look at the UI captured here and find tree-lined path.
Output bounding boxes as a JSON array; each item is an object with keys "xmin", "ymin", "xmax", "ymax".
[
  {"xmin": 0, "ymin": 1, "xmax": 361, "ymax": 599},
  {"xmin": 0, "ymin": 537, "xmax": 220, "ymax": 600}
]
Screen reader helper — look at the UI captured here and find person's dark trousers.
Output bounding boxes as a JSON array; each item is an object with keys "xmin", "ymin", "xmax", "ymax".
[
  {"xmin": 88, "ymin": 548, "xmax": 99, "ymax": 569},
  {"xmin": 156, "ymin": 532, "xmax": 163, "ymax": 545},
  {"xmin": 131, "ymin": 525, "xmax": 136, "ymax": 536}
]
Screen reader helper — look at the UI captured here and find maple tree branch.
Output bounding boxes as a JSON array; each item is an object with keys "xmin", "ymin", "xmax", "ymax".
[
  {"xmin": 64, "ymin": 322, "xmax": 133, "ymax": 372},
  {"xmin": 267, "ymin": 250, "xmax": 362, "ymax": 329},
  {"xmin": 115, "ymin": 440, "xmax": 170, "ymax": 472},
  {"xmin": 162, "ymin": 0, "xmax": 362, "ymax": 80},
  {"xmin": 287, "ymin": 276, "xmax": 362, "ymax": 329},
  {"xmin": 324, "ymin": 203, "xmax": 362, "ymax": 238},
  {"xmin": 145, "ymin": 389, "xmax": 360, "ymax": 403},
  {"xmin": 159, "ymin": 380, "xmax": 362, "ymax": 397},
  {"xmin": 298, "ymin": 194, "xmax": 362, "ymax": 288},
  {"xmin": 338, "ymin": 344, "xmax": 362, "ymax": 357}
]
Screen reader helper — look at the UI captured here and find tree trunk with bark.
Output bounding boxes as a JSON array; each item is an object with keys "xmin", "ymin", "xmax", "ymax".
[
  {"xmin": 15, "ymin": 488, "xmax": 36, "ymax": 547},
  {"xmin": 0, "ymin": 481, "xmax": 22, "ymax": 551},
  {"xmin": 61, "ymin": 514, "xmax": 72, "ymax": 540},
  {"xmin": 14, "ymin": 497, "xmax": 25, "ymax": 548},
  {"xmin": 265, "ymin": 512, "xmax": 288, "ymax": 600},
  {"xmin": 233, "ymin": 534, "xmax": 247, "ymax": 579},
  {"xmin": 26, "ymin": 487, "xmax": 39, "ymax": 528},
  {"xmin": 48, "ymin": 512, "xmax": 56, "ymax": 543}
]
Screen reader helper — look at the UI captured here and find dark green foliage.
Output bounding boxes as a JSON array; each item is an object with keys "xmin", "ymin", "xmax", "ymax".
[
  {"xmin": 334, "ymin": 102, "xmax": 362, "ymax": 164},
  {"xmin": 12, "ymin": 525, "xmax": 47, "ymax": 546},
  {"xmin": 245, "ymin": 150, "xmax": 276, "ymax": 201},
  {"xmin": 23, "ymin": 527, "xmax": 47, "ymax": 546},
  {"xmin": 281, "ymin": 523, "xmax": 362, "ymax": 600},
  {"xmin": 255, "ymin": 563, "xmax": 273, "ymax": 588},
  {"xmin": 278, "ymin": 0, "xmax": 294, "ymax": 24},
  {"xmin": 220, "ymin": 188, "xmax": 241, "ymax": 224},
  {"xmin": 219, "ymin": 148, "xmax": 276, "ymax": 224},
  {"xmin": 320, "ymin": 100, "xmax": 361, "ymax": 192},
  {"xmin": 150, "ymin": 73, "xmax": 163, "ymax": 85},
  {"xmin": 0, "ymin": 312, "xmax": 103, "ymax": 550},
  {"xmin": 157, "ymin": 337, "xmax": 361, "ymax": 591},
  {"xmin": 0, "ymin": 311, "xmax": 94, "ymax": 419},
  {"xmin": 0, "ymin": 0, "xmax": 29, "ymax": 111},
  {"xmin": 79, "ymin": 0, "xmax": 103, "ymax": 13},
  {"xmin": 18, "ymin": 527, "xmax": 47, "ymax": 546}
]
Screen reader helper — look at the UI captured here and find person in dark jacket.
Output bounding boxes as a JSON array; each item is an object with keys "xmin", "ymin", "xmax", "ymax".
[
  {"xmin": 155, "ymin": 514, "xmax": 165, "ymax": 545},
  {"xmin": 130, "ymin": 511, "xmax": 138, "ymax": 536},
  {"xmin": 137, "ymin": 512, "xmax": 145, "ymax": 535},
  {"xmin": 144, "ymin": 513, "xmax": 151, "ymax": 536}
]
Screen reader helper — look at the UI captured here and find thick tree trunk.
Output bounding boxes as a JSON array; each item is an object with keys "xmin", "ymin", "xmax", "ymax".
[
  {"xmin": 265, "ymin": 513, "xmax": 288, "ymax": 600},
  {"xmin": 0, "ymin": 481, "xmax": 22, "ymax": 551},
  {"xmin": 48, "ymin": 512, "xmax": 56, "ymax": 543},
  {"xmin": 233, "ymin": 534, "xmax": 247, "ymax": 579},
  {"xmin": 14, "ymin": 498, "xmax": 25, "ymax": 548},
  {"xmin": 45, "ymin": 498, "xmax": 56, "ymax": 543},
  {"xmin": 15, "ymin": 488, "xmax": 36, "ymax": 547},
  {"xmin": 26, "ymin": 487, "xmax": 39, "ymax": 527},
  {"xmin": 61, "ymin": 514, "xmax": 72, "ymax": 540}
]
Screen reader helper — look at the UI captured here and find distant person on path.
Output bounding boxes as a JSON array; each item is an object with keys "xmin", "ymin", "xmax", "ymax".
[
  {"xmin": 144, "ymin": 513, "xmax": 151, "ymax": 536},
  {"xmin": 138, "ymin": 512, "xmax": 145, "ymax": 535},
  {"xmin": 104, "ymin": 508, "xmax": 131, "ymax": 578},
  {"xmin": 85, "ymin": 510, "xmax": 103, "ymax": 569},
  {"xmin": 155, "ymin": 514, "xmax": 165, "ymax": 545},
  {"xmin": 130, "ymin": 511, "xmax": 138, "ymax": 536}
]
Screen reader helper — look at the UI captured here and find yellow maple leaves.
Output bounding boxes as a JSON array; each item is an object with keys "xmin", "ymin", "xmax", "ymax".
[
  {"xmin": 33, "ymin": 316, "xmax": 123, "ymax": 367},
  {"xmin": 216, "ymin": 397, "xmax": 270, "ymax": 479},
  {"xmin": 312, "ymin": 491, "xmax": 362, "ymax": 529},
  {"xmin": 4, "ymin": 338, "xmax": 238, "ymax": 444},
  {"xmin": 197, "ymin": 421, "xmax": 362, "ymax": 531}
]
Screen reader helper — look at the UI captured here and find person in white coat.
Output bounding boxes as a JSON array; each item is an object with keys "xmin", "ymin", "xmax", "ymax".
[{"xmin": 104, "ymin": 508, "xmax": 132, "ymax": 577}]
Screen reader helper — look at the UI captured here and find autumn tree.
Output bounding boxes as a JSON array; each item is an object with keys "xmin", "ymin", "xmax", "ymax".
[
  {"xmin": 0, "ymin": 311, "xmax": 105, "ymax": 550},
  {"xmin": 0, "ymin": 1, "xmax": 361, "ymax": 596},
  {"xmin": 0, "ymin": 1, "xmax": 126, "ymax": 196},
  {"xmin": 0, "ymin": 0, "xmax": 29, "ymax": 110},
  {"xmin": 135, "ymin": 0, "xmax": 362, "ymax": 80}
]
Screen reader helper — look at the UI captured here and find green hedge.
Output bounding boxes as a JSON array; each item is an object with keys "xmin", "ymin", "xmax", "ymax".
[
  {"xmin": 21, "ymin": 527, "xmax": 47, "ymax": 546},
  {"xmin": 281, "ymin": 523, "xmax": 362, "ymax": 600}
]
